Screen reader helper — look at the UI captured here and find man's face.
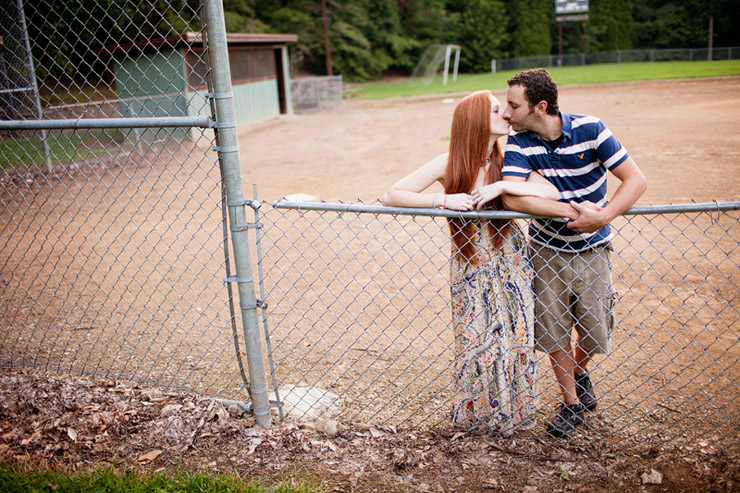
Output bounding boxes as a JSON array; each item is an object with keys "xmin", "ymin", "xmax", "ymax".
[{"xmin": 503, "ymin": 84, "xmax": 536, "ymax": 132}]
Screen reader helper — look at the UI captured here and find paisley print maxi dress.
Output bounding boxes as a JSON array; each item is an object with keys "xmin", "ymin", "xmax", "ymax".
[{"xmin": 449, "ymin": 220, "xmax": 537, "ymax": 434}]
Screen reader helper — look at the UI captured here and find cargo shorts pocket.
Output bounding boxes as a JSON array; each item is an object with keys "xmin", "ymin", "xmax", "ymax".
[{"xmin": 603, "ymin": 289, "xmax": 618, "ymax": 336}]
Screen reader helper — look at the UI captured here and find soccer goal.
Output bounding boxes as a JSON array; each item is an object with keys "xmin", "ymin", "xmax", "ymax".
[{"xmin": 410, "ymin": 44, "xmax": 461, "ymax": 86}]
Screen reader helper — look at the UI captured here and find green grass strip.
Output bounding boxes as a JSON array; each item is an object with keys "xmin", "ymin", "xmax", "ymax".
[
  {"xmin": 0, "ymin": 130, "xmax": 117, "ymax": 170},
  {"xmin": 344, "ymin": 59, "xmax": 740, "ymax": 100},
  {"xmin": 0, "ymin": 464, "xmax": 320, "ymax": 493}
]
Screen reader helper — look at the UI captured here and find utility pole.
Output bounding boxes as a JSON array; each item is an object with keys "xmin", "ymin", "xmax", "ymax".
[
  {"xmin": 321, "ymin": 0, "xmax": 332, "ymax": 75},
  {"xmin": 708, "ymin": 15, "xmax": 714, "ymax": 61}
]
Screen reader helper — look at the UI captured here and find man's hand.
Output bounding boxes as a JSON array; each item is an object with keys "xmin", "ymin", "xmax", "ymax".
[{"xmin": 567, "ymin": 201, "xmax": 609, "ymax": 233}]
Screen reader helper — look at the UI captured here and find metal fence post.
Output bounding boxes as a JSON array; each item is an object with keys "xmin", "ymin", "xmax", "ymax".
[
  {"xmin": 203, "ymin": 0, "xmax": 272, "ymax": 427},
  {"xmin": 17, "ymin": 0, "xmax": 50, "ymax": 170}
]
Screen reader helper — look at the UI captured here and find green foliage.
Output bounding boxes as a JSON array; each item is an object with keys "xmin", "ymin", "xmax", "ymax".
[
  {"xmin": 269, "ymin": 6, "xmax": 322, "ymax": 72},
  {"xmin": 362, "ymin": 0, "xmax": 420, "ymax": 72},
  {"xmin": 14, "ymin": 0, "xmax": 740, "ymax": 84},
  {"xmin": 632, "ymin": 0, "xmax": 740, "ymax": 49},
  {"xmin": 589, "ymin": 0, "xmax": 633, "ymax": 50},
  {"xmin": 632, "ymin": 2, "xmax": 690, "ymax": 49},
  {"xmin": 223, "ymin": 12, "xmax": 270, "ymax": 33},
  {"xmin": 509, "ymin": 0, "xmax": 552, "ymax": 57},
  {"xmin": 458, "ymin": 0, "xmax": 508, "ymax": 72},
  {"xmin": 399, "ymin": 0, "xmax": 458, "ymax": 45}
]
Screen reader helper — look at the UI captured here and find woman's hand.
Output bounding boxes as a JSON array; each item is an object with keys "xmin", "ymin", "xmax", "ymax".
[
  {"xmin": 442, "ymin": 193, "xmax": 475, "ymax": 211},
  {"xmin": 471, "ymin": 183, "xmax": 502, "ymax": 210}
]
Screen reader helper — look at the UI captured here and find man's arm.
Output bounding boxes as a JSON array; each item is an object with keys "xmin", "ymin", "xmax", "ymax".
[
  {"xmin": 501, "ymin": 175, "xmax": 578, "ymax": 220},
  {"xmin": 567, "ymin": 157, "xmax": 647, "ymax": 233}
]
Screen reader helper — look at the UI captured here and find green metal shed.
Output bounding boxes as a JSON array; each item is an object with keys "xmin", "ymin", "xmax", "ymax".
[{"xmin": 103, "ymin": 32, "xmax": 297, "ymax": 139}]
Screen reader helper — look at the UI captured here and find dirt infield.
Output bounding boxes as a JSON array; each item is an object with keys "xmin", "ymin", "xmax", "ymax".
[
  {"xmin": 239, "ymin": 75, "xmax": 740, "ymax": 425},
  {"xmin": 238, "ymin": 77, "xmax": 740, "ymax": 205}
]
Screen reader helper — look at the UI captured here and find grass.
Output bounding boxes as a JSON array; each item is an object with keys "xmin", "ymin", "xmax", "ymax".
[
  {"xmin": 0, "ymin": 129, "xmax": 123, "ymax": 169},
  {"xmin": 0, "ymin": 464, "xmax": 320, "ymax": 493},
  {"xmin": 344, "ymin": 59, "xmax": 740, "ymax": 100}
]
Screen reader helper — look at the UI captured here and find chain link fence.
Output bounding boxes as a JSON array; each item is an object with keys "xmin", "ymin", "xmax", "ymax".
[
  {"xmin": 259, "ymin": 200, "xmax": 739, "ymax": 455},
  {"xmin": 0, "ymin": 0, "xmax": 260, "ymax": 403},
  {"xmin": 1, "ymin": 0, "xmax": 739, "ymax": 459},
  {"xmin": 494, "ymin": 46, "xmax": 740, "ymax": 72},
  {"xmin": 290, "ymin": 75, "xmax": 343, "ymax": 113}
]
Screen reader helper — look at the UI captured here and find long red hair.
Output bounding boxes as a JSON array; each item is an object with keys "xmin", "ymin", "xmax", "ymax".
[{"xmin": 444, "ymin": 90, "xmax": 512, "ymax": 261}]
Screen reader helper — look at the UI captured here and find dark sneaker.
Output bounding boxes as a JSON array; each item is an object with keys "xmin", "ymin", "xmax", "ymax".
[
  {"xmin": 546, "ymin": 403, "xmax": 584, "ymax": 438},
  {"xmin": 575, "ymin": 370, "xmax": 598, "ymax": 412}
]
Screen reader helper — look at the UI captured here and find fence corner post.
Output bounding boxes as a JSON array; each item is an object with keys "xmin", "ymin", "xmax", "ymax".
[{"xmin": 203, "ymin": 0, "xmax": 272, "ymax": 427}]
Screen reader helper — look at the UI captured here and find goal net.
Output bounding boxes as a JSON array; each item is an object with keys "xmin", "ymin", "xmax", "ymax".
[{"xmin": 410, "ymin": 44, "xmax": 461, "ymax": 86}]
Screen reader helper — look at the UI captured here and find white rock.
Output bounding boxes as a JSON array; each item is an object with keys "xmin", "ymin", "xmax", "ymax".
[
  {"xmin": 314, "ymin": 418, "xmax": 341, "ymax": 437},
  {"xmin": 274, "ymin": 385, "xmax": 340, "ymax": 420},
  {"xmin": 641, "ymin": 469, "xmax": 663, "ymax": 485}
]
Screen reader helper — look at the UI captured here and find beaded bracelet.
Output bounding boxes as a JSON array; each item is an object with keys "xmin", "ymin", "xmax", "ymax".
[{"xmin": 443, "ymin": 194, "xmax": 447, "ymax": 209}]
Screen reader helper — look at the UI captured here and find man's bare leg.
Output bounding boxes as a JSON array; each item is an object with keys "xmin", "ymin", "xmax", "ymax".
[{"xmin": 548, "ymin": 347, "xmax": 579, "ymax": 405}]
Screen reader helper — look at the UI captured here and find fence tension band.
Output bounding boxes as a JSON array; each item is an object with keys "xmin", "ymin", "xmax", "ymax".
[
  {"xmin": 231, "ymin": 223, "xmax": 262, "ymax": 232},
  {"xmin": 206, "ymin": 91, "xmax": 234, "ymax": 100},
  {"xmin": 245, "ymin": 400, "xmax": 283, "ymax": 414},
  {"xmin": 213, "ymin": 145, "xmax": 240, "ymax": 153},
  {"xmin": 224, "ymin": 276, "xmax": 254, "ymax": 283},
  {"xmin": 228, "ymin": 199, "xmax": 262, "ymax": 210},
  {"xmin": 210, "ymin": 121, "xmax": 237, "ymax": 129},
  {"xmin": 241, "ymin": 299, "xmax": 268, "ymax": 310}
]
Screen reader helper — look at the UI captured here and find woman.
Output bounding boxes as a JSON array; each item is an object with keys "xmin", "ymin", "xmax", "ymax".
[{"xmin": 382, "ymin": 90, "xmax": 558, "ymax": 434}]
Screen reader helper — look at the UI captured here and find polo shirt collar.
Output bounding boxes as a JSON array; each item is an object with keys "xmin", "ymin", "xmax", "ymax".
[
  {"xmin": 559, "ymin": 112, "xmax": 572, "ymax": 141},
  {"xmin": 523, "ymin": 112, "xmax": 571, "ymax": 144}
]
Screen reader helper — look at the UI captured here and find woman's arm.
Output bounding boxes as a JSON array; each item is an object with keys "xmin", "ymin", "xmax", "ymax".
[
  {"xmin": 382, "ymin": 153, "xmax": 474, "ymax": 211},
  {"xmin": 472, "ymin": 171, "xmax": 559, "ymax": 210}
]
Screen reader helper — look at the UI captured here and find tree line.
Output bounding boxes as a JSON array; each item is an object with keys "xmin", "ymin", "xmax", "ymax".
[
  {"xmin": 229, "ymin": 0, "xmax": 739, "ymax": 80},
  {"xmin": 20, "ymin": 0, "xmax": 740, "ymax": 83}
]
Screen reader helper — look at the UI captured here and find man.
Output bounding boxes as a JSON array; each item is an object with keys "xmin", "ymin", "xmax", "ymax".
[{"xmin": 500, "ymin": 69, "xmax": 647, "ymax": 437}]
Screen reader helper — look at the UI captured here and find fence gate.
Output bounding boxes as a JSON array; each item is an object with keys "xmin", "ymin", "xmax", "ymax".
[{"xmin": 0, "ymin": 0, "xmax": 273, "ymax": 425}]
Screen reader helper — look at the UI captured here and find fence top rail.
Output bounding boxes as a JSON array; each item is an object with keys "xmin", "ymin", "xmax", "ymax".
[
  {"xmin": 271, "ymin": 200, "xmax": 740, "ymax": 218},
  {"xmin": 0, "ymin": 116, "xmax": 212, "ymax": 130},
  {"xmin": 291, "ymin": 76, "xmax": 344, "ymax": 83},
  {"xmin": 495, "ymin": 46, "xmax": 739, "ymax": 63}
]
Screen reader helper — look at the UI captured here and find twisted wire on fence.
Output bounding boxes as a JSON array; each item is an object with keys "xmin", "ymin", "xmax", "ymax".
[
  {"xmin": 259, "ymin": 200, "xmax": 740, "ymax": 455},
  {"xmin": 1, "ymin": 0, "xmax": 739, "ymax": 460},
  {"xmin": 1, "ymin": 0, "xmax": 254, "ymax": 400}
]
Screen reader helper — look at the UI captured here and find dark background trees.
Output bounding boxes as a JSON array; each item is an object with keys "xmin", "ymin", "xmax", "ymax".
[
  {"xmin": 18, "ymin": 0, "xmax": 740, "ymax": 84},
  {"xmin": 224, "ymin": 0, "xmax": 740, "ymax": 80}
]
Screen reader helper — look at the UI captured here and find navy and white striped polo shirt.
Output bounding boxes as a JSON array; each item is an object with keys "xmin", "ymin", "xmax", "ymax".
[{"xmin": 502, "ymin": 112, "xmax": 629, "ymax": 252}]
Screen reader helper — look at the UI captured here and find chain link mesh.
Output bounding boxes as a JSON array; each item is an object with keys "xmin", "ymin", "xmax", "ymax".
[
  {"xmin": 0, "ymin": 1, "xmax": 253, "ymax": 400},
  {"xmin": 259, "ymin": 202, "xmax": 739, "ymax": 455},
  {"xmin": 1, "ymin": 0, "xmax": 738, "ymax": 460}
]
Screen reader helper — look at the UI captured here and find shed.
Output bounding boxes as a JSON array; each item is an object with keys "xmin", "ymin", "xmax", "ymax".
[{"xmin": 101, "ymin": 32, "xmax": 297, "ymax": 138}]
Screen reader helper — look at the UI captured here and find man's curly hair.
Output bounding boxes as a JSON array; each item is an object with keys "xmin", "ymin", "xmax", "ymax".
[{"xmin": 507, "ymin": 68, "xmax": 559, "ymax": 116}]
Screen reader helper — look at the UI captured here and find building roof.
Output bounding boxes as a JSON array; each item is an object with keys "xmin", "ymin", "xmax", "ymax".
[{"xmin": 98, "ymin": 32, "xmax": 298, "ymax": 55}]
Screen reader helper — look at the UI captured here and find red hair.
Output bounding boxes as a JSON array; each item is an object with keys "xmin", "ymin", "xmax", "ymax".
[{"xmin": 444, "ymin": 90, "xmax": 512, "ymax": 261}]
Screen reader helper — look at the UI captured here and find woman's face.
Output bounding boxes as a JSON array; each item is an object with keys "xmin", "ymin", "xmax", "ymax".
[{"xmin": 489, "ymin": 95, "xmax": 511, "ymax": 136}]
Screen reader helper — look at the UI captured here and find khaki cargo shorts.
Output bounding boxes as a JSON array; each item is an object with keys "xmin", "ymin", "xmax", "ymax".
[{"xmin": 530, "ymin": 242, "xmax": 617, "ymax": 354}]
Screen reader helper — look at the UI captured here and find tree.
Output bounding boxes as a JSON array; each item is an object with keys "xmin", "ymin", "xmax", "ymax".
[
  {"xmin": 508, "ymin": 0, "xmax": 551, "ymax": 57},
  {"xmin": 361, "ymin": 0, "xmax": 419, "ymax": 73},
  {"xmin": 457, "ymin": 0, "xmax": 508, "ymax": 72},
  {"xmin": 588, "ymin": 0, "xmax": 633, "ymax": 51}
]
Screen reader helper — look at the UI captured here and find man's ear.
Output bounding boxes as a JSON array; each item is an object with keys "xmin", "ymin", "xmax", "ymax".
[{"xmin": 534, "ymin": 100, "xmax": 548, "ymax": 116}]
